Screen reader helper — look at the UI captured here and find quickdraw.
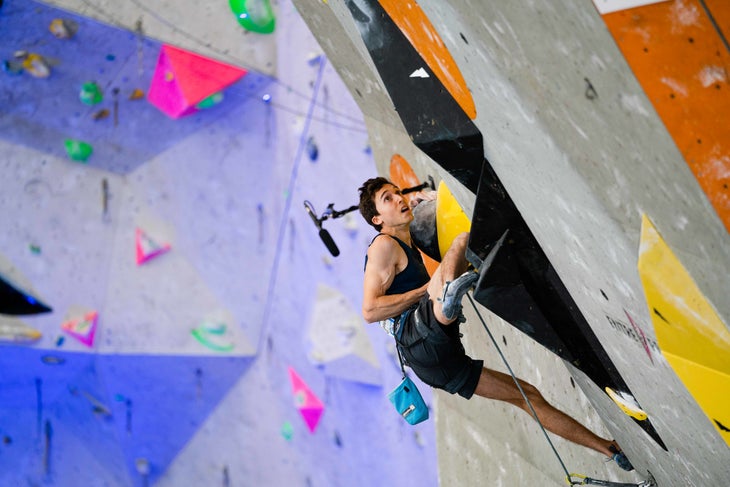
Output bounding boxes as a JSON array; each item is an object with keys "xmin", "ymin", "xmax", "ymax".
[{"xmin": 567, "ymin": 472, "xmax": 656, "ymax": 486}]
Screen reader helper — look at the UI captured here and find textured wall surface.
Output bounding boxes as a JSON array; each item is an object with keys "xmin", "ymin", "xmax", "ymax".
[
  {"xmin": 41, "ymin": 0, "xmax": 278, "ymax": 75},
  {"xmin": 291, "ymin": 0, "xmax": 730, "ymax": 486},
  {"xmin": 2, "ymin": 0, "xmax": 729, "ymax": 486},
  {"xmin": 0, "ymin": 1, "xmax": 438, "ymax": 485}
]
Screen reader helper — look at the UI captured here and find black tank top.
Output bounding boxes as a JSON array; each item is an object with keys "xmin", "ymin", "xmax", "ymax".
[{"xmin": 365, "ymin": 234, "xmax": 430, "ymax": 295}]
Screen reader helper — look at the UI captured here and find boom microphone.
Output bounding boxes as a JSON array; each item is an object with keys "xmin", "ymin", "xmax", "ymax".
[{"xmin": 319, "ymin": 228, "xmax": 340, "ymax": 257}]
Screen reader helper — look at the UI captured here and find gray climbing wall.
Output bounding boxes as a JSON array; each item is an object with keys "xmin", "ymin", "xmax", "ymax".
[
  {"xmin": 291, "ymin": 0, "xmax": 730, "ymax": 486},
  {"xmin": 3, "ymin": 0, "xmax": 730, "ymax": 486},
  {"xmin": 0, "ymin": 1, "xmax": 437, "ymax": 485}
]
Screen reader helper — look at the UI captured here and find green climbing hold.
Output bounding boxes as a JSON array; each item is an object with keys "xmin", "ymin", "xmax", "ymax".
[
  {"xmin": 281, "ymin": 421, "xmax": 294, "ymax": 441},
  {"xmin": 64, "ymin": 139, "xmax": 93, "ymax": 162},
  {"xmin": 229, "ymin": 0, "xmax": 276, "ymax": 34},
  {"xmin": 191, "ymin": 324, "xmax": 235, "ymax": 352},
  {"xmin": 196, "ymin": 92, "xmax": 224, "ymax": 109},
  {"xmin": 79, "ymin": 82, "xmax": 103, "ymax": 105}
]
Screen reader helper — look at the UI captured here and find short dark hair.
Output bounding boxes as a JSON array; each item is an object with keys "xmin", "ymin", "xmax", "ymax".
[{"xmin": 358, "ymin": 177, "xmax": 392, "ymax": 231}]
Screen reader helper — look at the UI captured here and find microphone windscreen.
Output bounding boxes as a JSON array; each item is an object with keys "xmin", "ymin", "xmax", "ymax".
[{"xmin": 319, "ymin": 229, "xmax": 340, "ymax": 257}]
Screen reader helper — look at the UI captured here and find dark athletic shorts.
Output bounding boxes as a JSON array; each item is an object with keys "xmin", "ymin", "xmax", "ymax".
[{"xmin": 395, "ymin": 294, "xmax": 483, "ymax": 399}]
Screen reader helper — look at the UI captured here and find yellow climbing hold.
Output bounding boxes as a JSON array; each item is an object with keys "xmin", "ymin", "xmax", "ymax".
[{"xmin": 637, "ymin": 214, "xmax": 730, "ymax": 446}]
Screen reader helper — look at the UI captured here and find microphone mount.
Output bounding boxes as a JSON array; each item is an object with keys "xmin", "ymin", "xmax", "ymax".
[
  {"xmin": 303, "ymin": 177, "xmax": 435, "ymax": 257},
  {"xmin": 401, "ymin": 175, "xmax": 435, "ymax": 195},
  {"xmin": 304, "ymin": 201, "xmax": 359, "ymax": 230}
]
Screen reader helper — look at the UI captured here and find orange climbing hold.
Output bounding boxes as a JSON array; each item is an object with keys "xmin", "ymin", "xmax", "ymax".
[
  {"xmin": 378, "ymin": 0, "xmax": 476, "ymax": 120},
  {"xmin": 601, "ymin": 0, "xmax": 730, "ymax": 232}
]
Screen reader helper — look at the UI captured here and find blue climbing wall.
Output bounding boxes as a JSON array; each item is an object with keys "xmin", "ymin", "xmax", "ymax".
[{"xmin": 0, "ymin": 1, "xmax": 438, "ymax": 485}]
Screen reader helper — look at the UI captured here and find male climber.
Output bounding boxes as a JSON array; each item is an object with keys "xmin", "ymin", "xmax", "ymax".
[{"xmin": 358, "ymin": 177, "xmax": 632, "ymax": 471}]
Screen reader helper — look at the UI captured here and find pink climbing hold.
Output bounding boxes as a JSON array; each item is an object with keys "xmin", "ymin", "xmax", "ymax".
[
  {"xmin": 61, "ymin": 311, "xmax": 98, "ymax": 347},
  {"xmin": 135, "ymin": 228, "xmax": 171, "ymax": 265},
  {"xmin": 288, "ymin": 367, "xmax": 324, "ymax": 433},
  {"xmin": 147, "ymin": 44, "xmax": 247, "ymax": 118}
]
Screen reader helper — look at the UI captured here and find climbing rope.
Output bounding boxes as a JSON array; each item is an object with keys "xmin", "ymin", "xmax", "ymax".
[{"xmin": 465, "ymin": 294, "xmax": 656, "ymax": 487}]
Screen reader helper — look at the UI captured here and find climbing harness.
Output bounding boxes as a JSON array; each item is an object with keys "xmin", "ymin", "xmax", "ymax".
[{"xmin": 466, "ymin": 294, "xmax": 657, "ymax": 487}]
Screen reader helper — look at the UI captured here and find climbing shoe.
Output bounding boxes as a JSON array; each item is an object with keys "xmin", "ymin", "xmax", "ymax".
[
  {"xmin": 440, "ymin": 270, "xmax": 479, "ymax": 320},
  {"xmin": 608, "ymin": 445, "xmax": 634, "ymax": 472}
]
